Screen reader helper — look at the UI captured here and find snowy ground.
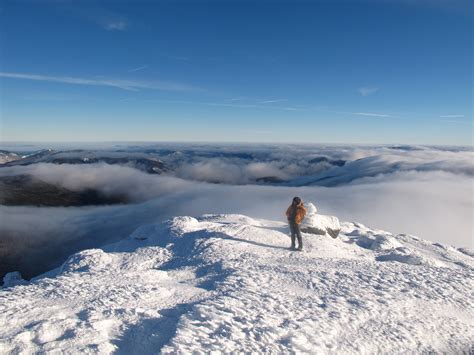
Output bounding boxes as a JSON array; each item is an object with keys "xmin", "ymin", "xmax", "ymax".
[{"xmin": 1, "ymin": 214, "xmax": 473, "ymax": 353}]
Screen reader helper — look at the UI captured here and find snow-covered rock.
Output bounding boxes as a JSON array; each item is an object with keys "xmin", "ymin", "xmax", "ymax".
[
  {"xmin": 301, "ymin": 202, "xmax": 341, "ymax": 238},
  {"xmin": 0, "ymin": 214, "xmax": 473, "ymax": 353},
  {"xmin": 2, "ymin": 271, "xmax": 27, "ymax": 288}
]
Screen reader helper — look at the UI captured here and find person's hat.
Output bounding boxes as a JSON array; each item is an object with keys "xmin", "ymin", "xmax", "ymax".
[{"xmin": 292, "ymin": 196, "xmax": 302, "ymax": 204}]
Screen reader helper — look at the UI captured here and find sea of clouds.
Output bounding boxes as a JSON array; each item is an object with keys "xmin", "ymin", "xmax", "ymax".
[{"xmin": 0, "ymin": 143, "xmax": 472, "ymax": 280}]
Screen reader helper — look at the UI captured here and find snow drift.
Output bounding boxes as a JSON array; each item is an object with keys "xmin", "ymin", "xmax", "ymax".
[{"xmin": 1, "ymin": 212, "xmax": 472, "ymax": 353}]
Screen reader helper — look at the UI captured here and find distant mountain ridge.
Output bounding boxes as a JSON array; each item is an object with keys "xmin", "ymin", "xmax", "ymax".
[
  {"xmin": 0, "ymin": 149, "xmax": 168, "ymax": 174},
  {"xmin": 0, "ymin": 146, "xmax": 472, "ymax": 187},
  {"xmin": 0, "ymin": 148, "xmax": 347, "ymax": 184}
]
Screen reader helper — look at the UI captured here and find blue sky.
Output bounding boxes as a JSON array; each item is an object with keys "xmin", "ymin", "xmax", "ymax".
[{"xmin": 1, "ymin": 0, "xmax": 472, "ymax": 145}]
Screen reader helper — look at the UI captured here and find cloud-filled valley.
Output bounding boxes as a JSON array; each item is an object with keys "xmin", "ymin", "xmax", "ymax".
[{"xmin": 0, "ymin": 143, "xmax": 472, "ymax": 282}]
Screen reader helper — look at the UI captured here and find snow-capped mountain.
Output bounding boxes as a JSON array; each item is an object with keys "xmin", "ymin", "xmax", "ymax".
[
  {"xmin": 0, "ymin": 150, "xmax": 22, "ymax": 165},
  {"xmin": 1, "ymin": 209, "xmax": 472, "ymax": 353},
  {"xmin": 1, "ymin": 149, "xmax": 168, "ymax": 175}
]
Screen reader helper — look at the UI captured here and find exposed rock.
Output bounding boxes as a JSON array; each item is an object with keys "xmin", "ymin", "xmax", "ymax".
[
  {"xmin": 255, "ymin": 176, "xmax": 286, "ymax": 183},
  {"xmin": 308, "ymin": 156, "xmax": 346, "ymax": 167}
]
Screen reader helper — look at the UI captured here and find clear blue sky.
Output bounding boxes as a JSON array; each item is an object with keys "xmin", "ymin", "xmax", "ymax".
[{"xmin": 1, "ymin": 0, "xmax": 472, "ymax": 145}]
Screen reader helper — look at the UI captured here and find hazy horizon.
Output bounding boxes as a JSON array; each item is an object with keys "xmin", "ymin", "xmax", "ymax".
[{"xmin": 1, "ymin": 141, "xmax": 473, "ymax": 148}]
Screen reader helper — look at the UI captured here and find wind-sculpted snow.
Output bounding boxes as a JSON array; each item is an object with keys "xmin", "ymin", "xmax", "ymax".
[{"xmin": 1, "ymin": 214, "xmax": 473, "ymax": 353}]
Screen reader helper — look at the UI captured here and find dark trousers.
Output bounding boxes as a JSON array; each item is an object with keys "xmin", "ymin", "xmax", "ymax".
[{"xmin": 289, "ymin": 223, "xmax": 303, "ymax": 249}]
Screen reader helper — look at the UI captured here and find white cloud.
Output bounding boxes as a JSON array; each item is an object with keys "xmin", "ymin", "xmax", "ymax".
[
  {"xmin": 103, "ymin": 20, "xmax": 127, "ymax": 31},
  {"xmin": 0, "ymin": 72, "xmax": 200, "ymax": 92},
  {"xmin": 144, "ymin": 98, "xmax": 300, "ymax": 112},
  {"xmin": 358, "ymin": 86, "xmax": 380, "ymax": 96},
  {"xmin": 353, "ymin": 112, "xmax": 390, "ymax": 117},
  {"xmin": 440, "ymin": 114, "xmax": 465, "ymax": 118},
  {"xmin": 440, "ymin": 119, "xmax": 473, "ymax": 125},
  {"xmin": 93, "ymin": 14, "xmax": 129, "ymax": 31},
  {"xmin": 128, "ymin": 65, "xmax": 148, "ymax": 73},
  {"xmin": 164, "ymin": 54, "xmax": 190, "ymax": 61},
  {"xmin": 259, "ymin": 99, "xmax": 288, "ymax": 104},
  {"xmin": 206, "ymin": 102, "xmax": 257, "ymax": 109}
]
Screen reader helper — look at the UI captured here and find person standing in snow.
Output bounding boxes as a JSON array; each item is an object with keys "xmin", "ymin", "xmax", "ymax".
[{"xmin": 286, "ymin": 196, "xmax": 307, "ymax": 251}]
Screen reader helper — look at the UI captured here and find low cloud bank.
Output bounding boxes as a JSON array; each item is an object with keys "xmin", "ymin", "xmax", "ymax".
[
  {"xmin": 0, "ymin": 163, "xmax": 191, "ymax": 202},
  {"xmin": 3, "ymin": 143, "xmax": 473, "ymax": 186},
  {"xmin": 176, "ymin": 160, "xmax": 294, "ymax": 184},
  {"xmin": 170, "ymin": 145, "xmax": 474, "ymax": 185},
  {"xmin": 1, "ymin": 169, "xmax": 472, "ymax": 282}
]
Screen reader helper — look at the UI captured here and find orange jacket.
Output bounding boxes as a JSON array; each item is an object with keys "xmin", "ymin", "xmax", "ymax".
[{"xmin": 286, "ymin": 203, "xmax": 307, "ymax": 224}]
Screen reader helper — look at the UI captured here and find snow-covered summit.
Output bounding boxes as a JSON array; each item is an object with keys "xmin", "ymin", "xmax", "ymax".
[{"xmin": 0, "ymin": 213, "xmax": 473, "ymax": 353}]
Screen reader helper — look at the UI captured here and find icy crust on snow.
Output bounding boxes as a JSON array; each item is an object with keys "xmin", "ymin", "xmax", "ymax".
[{"xmin": 1, "ymin": 215, "xmax": 473, "ymax": 353}]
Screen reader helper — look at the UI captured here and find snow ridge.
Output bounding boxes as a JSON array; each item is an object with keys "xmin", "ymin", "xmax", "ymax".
[{"xmin": 1, "ymin": 214, "xmax": 473, "ymax": 353}]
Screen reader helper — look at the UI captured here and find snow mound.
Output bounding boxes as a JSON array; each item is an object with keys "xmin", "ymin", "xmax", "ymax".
[
  {"xmin": 199, "ymin": 214, "xmax": 264, "ymax": 226},
  {"xmin": 301, "ymin": 202, "xmax": 341, "ymax": 238},
  {"xmin": 376, "ymin": 247, "xmax": 424, "ymax": 265},
  {"xmin": 370, "ymin": 234, "xmax": 404, "ymax": 251},
  {"xmin": 1, "ymin": 214, "xmax": 473, "ymax": 353},
  {"xmin": 60, "ymin": 249, "xmax": 115, "ymax": 274}
]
